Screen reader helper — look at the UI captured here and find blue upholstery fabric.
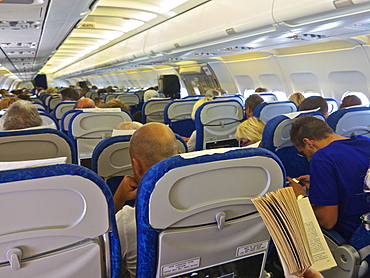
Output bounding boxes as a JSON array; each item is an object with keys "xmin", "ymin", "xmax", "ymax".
[
  {"xmin": 326, "ymin": 108, "xmax": 347, "ymax": 131},
  {"xmin": 0, "ymin": 164, "xmax": 122, "ymax": 278},
  {"xmin": 167, "ymin": 118, "xmax": 195, "ymax": 138},
  {"xmin": 0, "ymin": 128, "xmax": 77, "ymax": 164},
  {"xmin": 136, "ymin": 148, "xmax": 285, "ymax": 278}
]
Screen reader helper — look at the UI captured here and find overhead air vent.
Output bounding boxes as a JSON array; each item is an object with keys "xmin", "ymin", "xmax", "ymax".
[
  {"xmin": 219, "ymin": 46, "xmax": 253, "ymax": 51},
  {"xmin": 0, "ymin": 21, "xmax": 41, "ymax": 30},
  {"xmin": 288, "ymin": 34, "xmax": 326, "ymax": 41}
]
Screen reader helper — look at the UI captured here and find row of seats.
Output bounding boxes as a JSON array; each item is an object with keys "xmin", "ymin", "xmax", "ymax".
[{"xmin": 0, "ymin": 147, "xmax": 282, "ymax": 277}]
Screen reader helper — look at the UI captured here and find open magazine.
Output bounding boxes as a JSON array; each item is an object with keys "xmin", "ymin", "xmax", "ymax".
[{"xmin": 252, "ymin": 187, "xmax": 336, "ymax": 276}]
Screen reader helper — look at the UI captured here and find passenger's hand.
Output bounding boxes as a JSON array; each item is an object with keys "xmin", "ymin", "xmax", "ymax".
[
  {"xmin": 287, "ymin": 176, "xmax": 307, "ymax": 197},
  {"xmin": 286, "ymin": 268, "xmax": 323, "ymax": 278},
  {"xmin": 114, "ymin": 175, "xmax": 138, "ymax": 213},
  {"xmin": 301, "ymin": 268, "xmax": 323, "ymax": 278},
  {"xmin": 296, "ymin": 175, "xmax": 310, "ymax": 189}
]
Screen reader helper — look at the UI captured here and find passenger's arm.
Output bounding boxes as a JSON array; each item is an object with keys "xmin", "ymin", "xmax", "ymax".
[
  {"xmin": 114, "ymin": 175, "xmax": 138, "ymax": 213},
  {"xmin": 312, "ymin": 204, "xmax": 338, "ymax": 230}
]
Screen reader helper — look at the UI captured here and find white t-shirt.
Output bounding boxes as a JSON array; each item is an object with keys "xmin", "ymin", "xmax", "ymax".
[{"xmin": 116, "ymin": 206, "xmax": 137, "ymax": 278}]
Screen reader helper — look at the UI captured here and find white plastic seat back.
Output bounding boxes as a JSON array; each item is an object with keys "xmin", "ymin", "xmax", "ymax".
[
  {"xmin": 92, "ymin": 135, "xmax": 133, "ymax": 180},
  {"xmin": 70, "ymin": 108, "xmax": 132, "ymax": 161},
  {"xmin": 259, "ymin": 93, "xmax": 278, "ymax": 101},
  {"xmin": 32, "ymin": 102, "xmax": 46, "ymax": 111},
  {"xmin": 194, "ymin": 100, "xmax": 244, "ymax": 151},
  {"xmin": 48, "ymin": 96, "xmax": 61, "ymax": 112},
  {"xmin": 136, "ymin": 148, "xmax": 285, "ymax": 277},
  {"xmin": 165, "ymin": 99, "xmax": 197, "ymax": 122},
  {"xmin": 254, "ymin": 101, "xmax": 297, "ymax": 123},
  {"xmin": 213, "ymin": 94, "xmax": 245, "ymax": 107},
  {"xmin": 143, "ymin": 98, "xmax": 173, "ymax": 123},
  {"xmin": 0, "ymin": 164, "xmax": 120, "ymax": 278},
  {"xmin": 325, "ymin": 98, "xmax": 339, "ymax": 114},
  {"xmin": 116, "ymin": 93, "xmax": 140, "ymax": 106},
  {"xmin": 0, "ymin": 128, "xmax": 76, "ymax": 164},
  {"xmin": 328, "ymin": 107, "xmax": 370, "ymax": 137},
  {"xmin": 39, "ymin": 113, "xmax": 58, "ymax": 129},
  {"xmin": 53, "ymin": 101, "xmax": 76, "ymax": 120}
]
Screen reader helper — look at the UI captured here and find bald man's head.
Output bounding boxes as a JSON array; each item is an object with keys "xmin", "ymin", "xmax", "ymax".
[
  {"xmin": 129, "ymin": 123, "xmax": 178, "ymax": 176},
  {"xmin": 74, "ymin": 98, "xmax": 95, "ymax": 109}
]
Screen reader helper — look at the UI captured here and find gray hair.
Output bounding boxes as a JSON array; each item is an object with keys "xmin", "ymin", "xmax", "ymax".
[
  {"xmin": 1, "ymin": 100, "xmax": 43, "ymax": 130},
  {"xmin": 144, "ymin": 90, "xmax": 159, "ymax": 102}
]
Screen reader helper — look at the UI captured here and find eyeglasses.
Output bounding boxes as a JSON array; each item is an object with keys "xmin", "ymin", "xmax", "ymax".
[{"xmin": 297, "ymin": 151, "xmax": 307, "ymax": 158}]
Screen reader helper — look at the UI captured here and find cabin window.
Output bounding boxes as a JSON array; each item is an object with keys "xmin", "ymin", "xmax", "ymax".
[
  {"xmin": 302, "ymin": 90, "xmax": 321, "ymax": 98},
  {"xmin": 342, "ymin": 91, "xmax": 369, "ymax": 106}
]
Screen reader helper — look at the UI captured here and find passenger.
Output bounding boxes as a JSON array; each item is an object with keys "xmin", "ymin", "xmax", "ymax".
[
  {"xmin": 287, "ymin": 116, "xmax": 370, "ymax": 241},
  {"xmin": 187, "ymin": 96, "xmax": 214, "ymax": 152},
  {"xmin": 73, "ymin": 98, "xmax": 95, "ymax": 109},
  {"xmin": 340, "ymin": 95, "xmax": 362, "ymax": 108},
  {"xmin": 0, "ymin": 100, "xmax": 42, "ymax": 131},
  {"xmin": 0, "ymin": 97, "xmax": 19, "ymax": 110},
  {"xmin": 289, "ymin": 92, "xmax": 305, "ymax": 106},
  {"xmin": 80, "ymin": 86, "xmax": 89, "ymax": 97},
  {"xmin": 17, "ymin": 94, "xmax": 32, "ymax": 101},
  {"xmin": 132, "ymin": 89, "xmax": 159, "ymax": 123},
  {"xmin": 235, "ymin": 117, "xmax": 265, "ymax": 147},
  {"xmin": 114, "ymin": 123, "xmax": 179, "ymax": 278},
  {"xmin": 205, "ymin": 89, "xmax": 221, "ymax": 97},
  {"xmin": 255, "ymin": 87, "xmax": 269, "ymax": 93},
  {"xmin": 59, "ymin": 87, "xmax": 80, "ymax": 101},
  {"xmin": 97, "ymin": 88, "xmax": 107, "ymax": 95},
  {"xmin": 101, "ymin": 99, "xmax": 131, "ymax": 112},
  {"xmin": 298, "ymin": 96, "xmax": 329, "ymax": 118},
  {"xmin": 143, "ymin": 89, "xmax": 159, "ymax": 102},
  {"xmin": 94, "ymin": 97, "xmax": 104, "ymax": 107},
  {"xmin": 245, "ymin": 94, "xmax": 264, "ymax": 118},
  {"xmin": 0, "ymin": 89, "xmax": 9, "ymax": 96},
  {"xmin": 115, "ymin": 121, "xmax": 143, "ymax": 130},
  {"xmin": 46, "ymin": 87, "xmax": 58, "ymax": 95},
  {"xmin": 218, "ymin": 88, "xmax": 228, "ymax": 95}
]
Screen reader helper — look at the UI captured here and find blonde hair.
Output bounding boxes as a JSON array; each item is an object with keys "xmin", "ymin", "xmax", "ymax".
[
  {"xmin": 289, "ymin": 92, "xmax": 305, "ymax": 106},
  {"xmin": 46, "ymin": 87, "xmax": 58, "ymax": 95},
  {"xmin": 235, "ymin": 117, "xmax": 266, "ymax": 143},
  {"xmin": 191, "ymin": 97, "xmax": 213, "ymax": 119},
  {"xmin": 115, "ymin": 121, "xmax": 143, "ymax": 130}
]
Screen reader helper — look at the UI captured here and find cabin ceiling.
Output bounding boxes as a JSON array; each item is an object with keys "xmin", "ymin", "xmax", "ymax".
[{"xmin": 42, "ymin": 0, "xmax": 210, "ymax": 75}]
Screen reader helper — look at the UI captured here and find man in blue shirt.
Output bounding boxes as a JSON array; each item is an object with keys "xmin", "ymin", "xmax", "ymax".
[{"xmin": 288, "ymin": 116, "xmax": 370, "ymax": 241}]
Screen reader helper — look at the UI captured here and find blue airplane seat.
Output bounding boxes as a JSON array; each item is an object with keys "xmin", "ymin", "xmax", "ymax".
[
  {"xmin": 164, "ymin": 98, "xmax": 198, "ymax": 137},
  {"xmin": 142, "ymin": 98, "xmax": 173, "ymax": 124},
  {"xmin": 261, "ymin": 111, "xmax": 326, "ymax": 178},
  {"xmin": 259, "ymin": 93, "xmax": 278, "ymax": 102},
  {"xmin": 327, "ymin": 106, "xmax": 370, "ymax": 137},
  {"xmin": 253, "ymin": 100, "xmax": 297, "ymax": 123},
  {"xmin": 68, "ymin": 108, "xmax": 133, "ymax": 164},
  {"xmin": 52, "ymin": 101, "xmax": 76, "ymax": 121},
  {"xmin": 136, "ymin": 147, "xmax": 285, "ymax": 278},
  {"xmin": 0, "ymin": 127, "xmax": 77, "ymax": 164},
  {"xmin": 0, "ymin": 164, "xmax": 121, "ymax": 278},
  {"xmin": 325, "ymin": 98, "xmax": 339, "ymax": 114},
  {"xmin": 194, "ymin": 99, "xmax": 244, "ymax": 151}
]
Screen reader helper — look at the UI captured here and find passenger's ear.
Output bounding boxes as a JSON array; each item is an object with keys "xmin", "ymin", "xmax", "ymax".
[{"xmin": 132, "ymin": 158, "xmax": 146, "ymax": 180}]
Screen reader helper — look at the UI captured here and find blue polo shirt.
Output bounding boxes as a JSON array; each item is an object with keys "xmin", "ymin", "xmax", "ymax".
[{"xmin": 309, "ymin": 135, "xmax": 370, "ymax": 241}]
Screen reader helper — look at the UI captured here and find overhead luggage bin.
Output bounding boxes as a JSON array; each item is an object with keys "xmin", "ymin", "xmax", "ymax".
[
  {"xmin": 124, "ymin": 32, "xmax": 148, "ymax": 62},
  {"xmin": 144, "ymin": 25, "xmax": 164, "ymax": 58},
  {"xmin": 198, "ymin": 0, "xmax": 276, "ymax": 44},
  {"xmin": 159, "ymin": 8, "xmax": 203, "ymax": 54},
  {"xmin": 273, "ymin": 0, "xmax": 370, "ymax": 36}
]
